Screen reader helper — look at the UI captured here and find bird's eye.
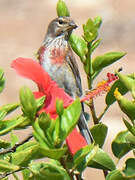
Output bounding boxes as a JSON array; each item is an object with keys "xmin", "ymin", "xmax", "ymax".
[{"xmin": 58, "ymin": 19, "xmax": 64, "ymax": 24}]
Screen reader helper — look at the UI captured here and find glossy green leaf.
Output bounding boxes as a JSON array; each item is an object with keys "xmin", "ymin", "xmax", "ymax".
[
  {"xmin": 38, "ymin": 112, "xmax": 53, "ymax": 146},
  {"xmin": 112, "ymin": 131, "xmax": 132, "ymax": 159},
  {"xmin": 10, "ymin": 131, "xmax": 19, "ymax": 147},
  {"xmin": 125, "ymin": 133, "xmax": 135, "ymax": 148},
  {"xmin": 0, "ymin": 68, "xmax": 5, "ymax": 93},
  {"xmin": 106, "ymin": 170, "xmax": 125, "ymax": 180},
  {"xmin": 54, "ymin": 99, "xmax": 81, "ymax": 142},
  {"xmin": 22, "ymin": 169, "xmax": 31, "ymax": 180},
  {"xmin": 0, "ymin": 160, "xmax": 19, "ymax": 172},
  {"xmin": 16, "ymin": 141, "xmax": 38, "ymax": 152},
  {"xmin": 88, "ymin": 148, "xmax": 116, "ymax": 171},
  {"xmin": 39, "ymin": 146, "xmax": 67, "ymax": 160},
  {"xmin": 20, "ymin": 86, "xmax": 37, "ymax": 120},
  {"xmin": 69, "ymin": 34, "xmax": 88, "ymax": 63},
  {"xmin": 12, "ymin": 143, "xmax": 39, "ymax": 166},
  {"xmin": 56, "ymin": 0, "xmax": 70, "ymax": 17},
  {"xmin": 116, "ymin": 72, "xmax": 135, "ymax": 98},
  {"xmin": 0, "ymin": 111, "xmax": 7, "ymax": 121},
  {"xmin": 83, "ymin": 18, "xmax": 98, "ymax": 42},
  {"xmin": 73, "ymin": 144, "xmax": 98, "ymax": 172},
  {"xmin": 115, "ymin": 91, "xmax": 135, "ymax": 122},
  {"xmin": 91, "ymin": 39, "xmax": 101, "ymax": 52},
  {"xmin": 73, "ymin": 144, "xmax": 95, "ymax": 168},
  {"xmin": 36, "ymin": 96, "xmax": 45, "ymax": 111},
  {"xmin": 123, "ymin": 118, "xmax": 135, "ymax": 136},
  {"xmin": 56, "ymin": 99, "xmax": 64, "ymax": 116},
  {"xmin": 106, "ymin": 80, "xmax": 128, "ymax": 105},
  {"xmin": 123, "ymin": 158, "xmax": 135, "ymax": 178},
  {"xmin": 90, "ymin": 123, "xmax": 108, "ymax": 148},
  {"xmin": 14, "ymin": 116, "xmax": 31, "ymax": 129},
  {"xmin": 33, "ymin": 118, "xmax": 51, "ymax": 148},
  {"xmin": 0, "ymin": 116, "xmax": 26, "ymax": 136},
  {"xmin": 0, "ymin": 103, "xmax": 19, "ymax": 115},
  {"xmin": 29, "ymin": 162, "xmax": 70, "ymax": 180},
  {"xmin": 94, "ymin": 16, "xmax": 102, "ymax": 28},
  {"xmin": 92, "ymin": 52, "xmax": 126, "ymax": 71}
]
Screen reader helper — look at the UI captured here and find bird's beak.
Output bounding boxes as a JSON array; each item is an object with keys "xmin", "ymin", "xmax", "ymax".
[{"xmin": 69, "ymin": 21, "xmax": 78, "ymax": 29}]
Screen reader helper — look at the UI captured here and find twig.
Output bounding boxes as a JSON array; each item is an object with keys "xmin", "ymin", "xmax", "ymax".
[
  {"xmin": 0, "ymin": 168, "xmax": 25, "ymax": 179},
  {"xmin": 0, "ymin": 134, "xmax": 33, "ymax": 155}
]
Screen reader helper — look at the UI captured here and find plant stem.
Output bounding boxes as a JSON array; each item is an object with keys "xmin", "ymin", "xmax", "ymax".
[
  {"xmin": 0, "ymin": 168, "xmax": 25, "ymax": 179},
  {"xmin": 98, "ymin": 105, "xmax": 110, "ymax": 122},
  {"xmin": 89, "ymin": 99, "xmax": 98, "ymax": 124},
  {"xmin": 85, "ymin": 41, "xmax": 109, "ymax": 179},
  {"xmin": 0, "ymin": 134, "xmax": 33, "ymax": 155},
  {"xmin": 60, "ymin": 157, "xmax": 74, "ymax": 180},
  {"xmin": 103, "ymin": 170, "xmax": 108, "ymax": 178}
]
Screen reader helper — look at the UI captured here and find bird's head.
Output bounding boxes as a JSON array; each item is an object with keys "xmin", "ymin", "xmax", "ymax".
[{"xmin": 46, "ymin": 16, "xmax": 77, "ymax": 40}]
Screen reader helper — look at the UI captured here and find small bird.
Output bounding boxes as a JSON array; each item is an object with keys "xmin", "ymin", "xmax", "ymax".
[{"xmin": 37, "ymin": 16, "xmax": 93, "ymax": 144}]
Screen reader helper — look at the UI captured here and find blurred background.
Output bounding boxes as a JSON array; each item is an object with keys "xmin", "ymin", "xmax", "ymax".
[{"xmin": 0, "ymin": 0, "xmax": 135, "ymax": 179}]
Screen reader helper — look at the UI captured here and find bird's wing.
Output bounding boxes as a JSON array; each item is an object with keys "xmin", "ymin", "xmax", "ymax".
[{"xmin": 66, "ymin": 45, "xmax": 83, "ymax": 97}]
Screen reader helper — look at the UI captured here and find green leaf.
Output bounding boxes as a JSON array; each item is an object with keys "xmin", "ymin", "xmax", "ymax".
[
  {"xmin": 36, "ymin": 96, "xmax": 45, "ymax": 111},
  {"xmin": 106, "ymin": 80, "xmax": 128, "ymax": 105},
  {"xmin": 33, "ymin": 118, "xmax": 51, "ymax": 148},
  {"xmin": 0, "ymin": 160, "xmax": 19, "ymax": 172},
  {"xmin": 10, "ymin": 131, "xmax": 19, "ymax": 147},
  {"xmin": 106, "ymin": 170, "xmax": 125, "ymax": 180},
  {"xmin": 73, "ymin": 144, "xmax": 94, "ymax": 168},
  {"xmin": 112, "ymin": 131, "xmax": 132, "ymax": 159},
  {"xmin": 29, "ymin": 161, "xmax": 70, "ymax": 180},
  {"xmin": 12, "ymin": 143, "xmax": 39, "ymax": 166},
  {"xmin": 123, "ymin": 118, "xmax": 135, "ymax": 136},
  {"xmin": 0, "ymin": 103, "xmax": 19, "ymax": 115},
  {"xmin": 39, "ymin": 146, "xmax": 67, "ymax": 160},
  {"xmin": 22, "ymin": 169, "xmax": 31, "ymax": 180},
  {"xmin": 73, "ymin": 144, "xmax": 98, "ymax": 172},
  {"xmin": 0, "ymin": 68, "xmax": 5, "ymax": 93},
  {"xmin": 19, "ymin": 86, "xmax": 37, "ymax": 120},
  {"xmin": 123, "ymin": 158, "xmax": 135, "ymax": 178},
  {"xmin": 83, "ymin": 18, "xmax": 98, "ymax": 42},
  {"xmin": 0, "ymin": 116, "xmax": 26, "ymax": 136},
  {"xmin": 94, "ymin": 16, "xmax": 102, "ymax": 28},
  {"xmin": 14, "ymin": 116, "xmax": 31, "ymax": 129},
  {"xmin": 88, "ymin": 148, "xmax": 116, "ymax": 171},
  {"xmin": 0, "ymin": 111, "xmax": 7, "ymax": 121},
  {"xmin": 56, "ymin": 0, "xmax": 70, "ymax": 17},
  {"xmin": 125, "ymin": 133, "xmax": 135, "ymax": 148},
  {"xmin": 91, "ymin": 39, "xmax": 101, "ymax": 52},
  {"xmin": 56, "ymin": 99, "xmax": 64, "ymax": 116},
  {"xmin": 38, "ymin": 112, "xmax": 54, "ymax": 146},
  {"xmin": 116, "ymin": 72, "xmax": 135, "ymax": 99},
  {"xmin": 92, "ymin": 52, "xmax": 126, "ymax": 71},
  {"xmin": 0, "ymin": 139, "xmax": 10, "ymax": 149},
  {"xmin": 69, "ymin": 34, "xmax": 88, "ymax": 63},
  {"xmin": 114, "ymin": 91, "xmax": 135, "ymax": 122},
  {"xmin": 90, "ymin": 124, "xmax": 108, "ymax": 148},
  {"xmin": 54, "ymin": 99, "xmax": 81, "ymax": 143}
]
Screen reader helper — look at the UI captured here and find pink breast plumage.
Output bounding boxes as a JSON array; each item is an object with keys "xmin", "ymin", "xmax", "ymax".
[{"xmin": 50, "ymin": 48, "xmax": 66, "ymax": 65}]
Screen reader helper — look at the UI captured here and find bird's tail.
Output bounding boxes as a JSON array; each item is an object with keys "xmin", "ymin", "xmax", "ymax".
[{"xmin": 78, "ymin": 112, "xmax": 93, "ymax": 144}]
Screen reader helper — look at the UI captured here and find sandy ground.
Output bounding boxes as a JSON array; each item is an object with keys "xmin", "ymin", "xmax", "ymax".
[{"xmin": 0, "ymin": 0, "xmax": 135, "ymax": 179}]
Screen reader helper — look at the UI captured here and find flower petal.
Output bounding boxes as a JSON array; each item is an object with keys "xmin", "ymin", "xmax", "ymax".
[
  {"xmin": 11, "ymin": 57, "xmax": 51, "ymax": 94},
  {"xmin": 11, "ymin": 58, "xmax": 73, "ymax": 117},
  {"xmin": 66, "ymin": 128, "xmax": 87, "ymax": 155}
]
